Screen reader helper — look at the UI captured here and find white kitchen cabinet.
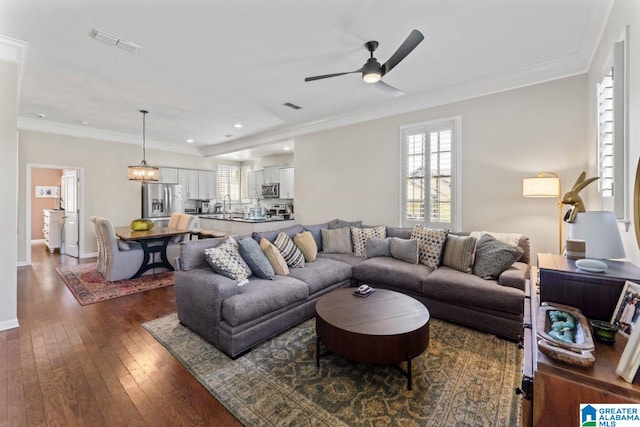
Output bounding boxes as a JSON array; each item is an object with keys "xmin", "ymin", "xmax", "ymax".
[
  {"xmin": 159, "ymin": 167, "xmax": 178, "ymax": 183},
  {"xmin": 43, "ymin": 209, "xmax": 65, "ymax": 253},
  {"xmin": 198, "ymin": 170, "xmax": 216, "ymax": 199},
  {"xmin": 279, "ymin": 167, "xmax": 294, "ymax": 199},
  {"xmin": 247, "ymin": 170, "xmax": 264, "ymax": 199},
  {"xmin": 263, "ymin": 166, "xmax": 280, "ymax": 184},
  {"xmin": 178, "ymin": 169, "xmax": 199, "ymax": 199}
]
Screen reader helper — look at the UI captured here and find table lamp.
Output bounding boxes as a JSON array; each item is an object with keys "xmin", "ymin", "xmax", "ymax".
[
  {"xmin": 523, "ymin": 172, "xmax": 562, "ymax": 253},
  {"xmin": 568, "ymin": 211, "xmax": 625, "ymax": 271}
]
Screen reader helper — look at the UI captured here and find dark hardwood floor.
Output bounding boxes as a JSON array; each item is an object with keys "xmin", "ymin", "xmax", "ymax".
[{"xmin": 1, "ymin": 243, "xmax": 242, "ymax": 426}]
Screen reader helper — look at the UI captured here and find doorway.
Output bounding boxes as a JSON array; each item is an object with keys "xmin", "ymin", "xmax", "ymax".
[{"xmin": 25, "ymin": 164, "xmax": 84, "ymax": 266}]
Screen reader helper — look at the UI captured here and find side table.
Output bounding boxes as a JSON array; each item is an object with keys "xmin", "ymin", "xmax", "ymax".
[{"xmin": 537, "ymin": 253, "xmax": 640, "ymax": 321}]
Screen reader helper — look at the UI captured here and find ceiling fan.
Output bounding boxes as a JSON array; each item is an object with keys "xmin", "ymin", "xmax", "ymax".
[{"xmin": 304, "ymin": 29, "xmax": 424, "ymax": 97}]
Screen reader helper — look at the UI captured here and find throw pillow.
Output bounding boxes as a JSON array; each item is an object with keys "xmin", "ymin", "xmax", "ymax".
[
  {"xmin": 259, "ymin": 238, "xmax": 289, "ymax": 275},
  {"xmin": 274, "ymin": 232, "xmax": 305, "ymax": 268},
  {"xmin": 303, "ymin": 223, "xmax": 328, "ymax": 252},
  {"xmin": 237, "ymin": 237, "xmax": 275, "ymax": 280},
  {"xmin": 472, "ymin": 234, "xmax": 524, "ymax": 279},
  {"xmin": 293, "ymin": 231, "xmax": 317, "ymax": 262},
  {"xmin": 204, "ymin": 237, "xmax": 252, "ymax": 285},
  {"xmin": 389, "ymin": 237, "xmax": 419, "ymax": 264},
  {"xmin": 442, "ymin": 235, "xmax": 477, "ymax": 273},
  {"xmin": 328, "ymin": 219, "xmax": 363, "ymax": 230},
  {"xmin": 410, "ymin": 225, "xmax": 448, "ymax": 268},
  {"xmin": 366, "ymin": 237, "xmax": 391, "ymax": 258},
  {"xmin": 321, "ymin": 228, "xmax": 353, "ymax": 254},
  {"xmin": 351, "ymin": 225, "xmax": 386, "ymax": 257}
]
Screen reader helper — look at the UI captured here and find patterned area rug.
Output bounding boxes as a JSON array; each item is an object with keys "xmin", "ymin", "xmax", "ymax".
[
  {"xmin": 143, "ymin": 314, "xmax": 521, "ymax": 426},
  {"xmin": 56, "ymin": 262, "xmax": 174, "ymax": 305}
]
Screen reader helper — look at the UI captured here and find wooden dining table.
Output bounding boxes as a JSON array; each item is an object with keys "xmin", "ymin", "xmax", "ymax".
[{"xmin": 114, "ymin": 226, "xmax": 189, "ymax": 278}]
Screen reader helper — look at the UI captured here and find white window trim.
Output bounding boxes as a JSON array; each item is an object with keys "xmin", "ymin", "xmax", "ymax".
[{"xmin": 399, "ymin": 115, "xmax": 462, "ymax": 230}]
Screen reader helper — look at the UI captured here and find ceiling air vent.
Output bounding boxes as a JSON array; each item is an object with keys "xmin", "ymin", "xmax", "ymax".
[{"xmin": 283, "ymin": 102, "xmax": 301, "ymax": 110}]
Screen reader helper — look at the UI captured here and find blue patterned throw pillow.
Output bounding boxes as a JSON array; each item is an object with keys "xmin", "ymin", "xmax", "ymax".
[{"xmin": 204, "ymin": 236, "xmax": 252, "ymax": 285}]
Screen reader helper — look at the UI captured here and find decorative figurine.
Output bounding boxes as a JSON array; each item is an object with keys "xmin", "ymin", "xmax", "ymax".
[{"xmin": 561, "ymin": 171, "xmax": 599, "ymax": 223}]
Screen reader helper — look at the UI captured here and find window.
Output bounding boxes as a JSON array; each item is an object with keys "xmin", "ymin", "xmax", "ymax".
[
  {"xmin": 401, "ymin": 117, "xmax": 460, "ymax": 229},
  {"xmin": 597, "ymin": 26, "xmax": 628, "ymax": 222},
  {"xmin": 217, "ymin": 165, "xmax": 241, "ymax": 201}
]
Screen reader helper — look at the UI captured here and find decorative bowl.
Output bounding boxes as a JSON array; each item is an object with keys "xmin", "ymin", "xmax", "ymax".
[
  {"xmin": 130, "ymin": 218, "xmax": 154, "ymax": 231},
  {"xmin": 590, "ymin": 319, "xmax": 617, "ymax": 343}
]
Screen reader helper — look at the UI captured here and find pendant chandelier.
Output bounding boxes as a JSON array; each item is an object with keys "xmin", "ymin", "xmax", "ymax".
[{"xmin": 127, "ymin": 109, "xmax": 160, "ymax": 182}]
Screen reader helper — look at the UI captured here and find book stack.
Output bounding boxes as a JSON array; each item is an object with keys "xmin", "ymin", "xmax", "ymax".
[{"xmin": 353, "ymin": 285, "xmax": 375, "ymax": 298}]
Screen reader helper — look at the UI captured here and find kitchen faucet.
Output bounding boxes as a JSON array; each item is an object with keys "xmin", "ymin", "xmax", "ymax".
[{"xmin": 223, "ymin": 194, "xmax": 232, "ymax": 219}]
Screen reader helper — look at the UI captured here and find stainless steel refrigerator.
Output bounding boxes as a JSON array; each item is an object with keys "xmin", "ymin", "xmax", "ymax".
[{"xmin": 142, "ymin": 183, "xmax": 183, "ymax": 218}]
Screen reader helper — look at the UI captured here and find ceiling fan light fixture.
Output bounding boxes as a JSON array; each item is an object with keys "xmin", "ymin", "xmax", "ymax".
[
  {"xmin": 128, "ymin": 109, "xmax": 160, "ymax": 182},
  {"xmin": 362, "ymin": 72, "xmax": 381, "ymax": 84}
]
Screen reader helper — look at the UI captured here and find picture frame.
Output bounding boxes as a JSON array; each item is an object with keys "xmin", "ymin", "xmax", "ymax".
[
  {"xmin": 611, "ymin": 280, "xmax": 640, "ymax": 338},
  {"xmin": 35, "ymin": 186, "xmax": 60, "ymax": 199},
  {"xmin": 616, "ymin": 310, "xmax": 640, "ymax": 383}
]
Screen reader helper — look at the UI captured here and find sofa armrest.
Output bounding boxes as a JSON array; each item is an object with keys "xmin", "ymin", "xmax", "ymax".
[
  {"xmin": 497, "ymin": 261, "xmax": 529, "ymax": 291},
  {"xmin": 175, "ymin": 268, "xmax": 239, "ymax": 346}
]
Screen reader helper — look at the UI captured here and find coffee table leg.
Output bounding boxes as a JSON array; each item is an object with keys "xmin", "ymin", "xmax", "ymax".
[
  {"xmin": 407, "ymin": 357, "xmax": 412, "ymax": 390},
  {"xmin": 316, "ymin": 336, "xmax": 320, "ymax": 368}
]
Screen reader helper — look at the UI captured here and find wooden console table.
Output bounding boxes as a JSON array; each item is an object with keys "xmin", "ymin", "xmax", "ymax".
[{"xmin": 520, "ymin": 263, "xmax": 640, "ymax": 427}]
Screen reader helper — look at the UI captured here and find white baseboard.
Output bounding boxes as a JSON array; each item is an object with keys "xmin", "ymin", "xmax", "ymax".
[
  {"xmin": 0, "ymin": 318, "xmax": 19, "ymax": 331},
  {"xmin": 31, "ymin": 239, "xmax": 45, "ymax": 244}
]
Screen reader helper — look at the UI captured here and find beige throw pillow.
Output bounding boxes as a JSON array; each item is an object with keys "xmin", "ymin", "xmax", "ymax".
[
  {"xmin": 259, "ymin": 237, "xmax": 289, "ymax": 275},
  {"xmin": 294, "ymin": 231, "xmax": 317, "ymax": 262},
  {"xmin": 442, "ymin": 235, "xmax": 477, "ymax": 273}
]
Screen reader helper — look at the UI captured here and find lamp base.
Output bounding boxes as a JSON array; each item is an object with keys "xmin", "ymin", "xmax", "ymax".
[{"xmin": 575, "ymin": 258, "xmax": 608, "ymax": 273}]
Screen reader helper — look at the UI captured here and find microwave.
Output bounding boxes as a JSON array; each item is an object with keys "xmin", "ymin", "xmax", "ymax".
[{"xmin": 261, "ymin": 183, "xmax": 279, "ymax": 198}]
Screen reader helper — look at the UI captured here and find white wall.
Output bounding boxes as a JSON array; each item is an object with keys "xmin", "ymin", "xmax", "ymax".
[
  {"xmin": 295, "ymin": 75, "xmax": 588, "ymax": 260},
  {"xmin": 0, "ymin": 59, "xmax": 19, "ymax": 330},
  {"xmin": 17, "ymin": 130, "xmax": 218, "ymax": 263},
  {"xmin": 586, "ymin": 0, "xmax": 640, "ymax": 265}
]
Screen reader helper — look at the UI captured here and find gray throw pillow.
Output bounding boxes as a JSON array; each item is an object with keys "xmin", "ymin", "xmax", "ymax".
[
  {"xmin": 237, "ymin": 237, "xmax": 275, "ymax": 279},
  {"xmin": 366, "ymin": 237, "xmax": 391, "ymax": 258},
  {"xmin": 442, "ymin": 235, "xmax": 477, "ymax": 273},
  {"xmin": 303, "ymin": 223, "xmax": 328, "ymax": 252},
  {"xmin": 321, "ymin": 228, "xmax": 353, "ymax": 254},
  {"xmin": 389, "ymin": 237, "xmax": 419, "ymax": 264},
  {"xmin": 328, "ymin": 219, "xmax": 362, "ymax": 230},
  {"xmin": 472, "ymin": 234, "xmax": 524, "ymax": 279}
]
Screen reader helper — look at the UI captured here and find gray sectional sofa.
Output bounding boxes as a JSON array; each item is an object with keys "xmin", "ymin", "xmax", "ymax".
[{"xmin": 175, "ymin": 223, "xmax": 530, "ymax": 358}]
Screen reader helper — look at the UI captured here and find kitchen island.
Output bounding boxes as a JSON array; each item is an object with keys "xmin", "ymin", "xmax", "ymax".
[{"xmin": 198, "ymin": 215, "xmax": 295, "ymax": 235}]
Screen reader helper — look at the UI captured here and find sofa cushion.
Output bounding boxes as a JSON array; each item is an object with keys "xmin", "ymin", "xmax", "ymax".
[
  {"xmin": 366, "ymin": 237, "xmax": 391, "ymax": 258},
  {"xmin": 353, "ymin": 257, "xmax": 431, "ymax": 293},
  {"xmin": 472, "ymin": 234, "xmax": 524, "ymax": 279},
  {"xmin": 411, "ymin": 225, "xmax": 448, "ymax": 268},
  {"xmin": 303, "ymin": 223, "xmax": 329, "ymax": 252},
  {"xmin": 386, "ymin": 226, "xmax": 413, "ymax": 239},
  {"xmin": 288, "ymin": 257, "xmax": 353, "ymax": 295},
  {"xmin": 328, "ymin": 219, "xmax": 362, "ymax": 229},
  {"xmin": 497, "ymin": 261, "xmax": 529, "ymax": 291},
  {"xmin": 204, "ymin": 237, "xmax": 252, "ymax": 285},
  {"xmin": 274, "ymin": 232, "xmax": 305, "ymax": 268},
  {"xmin": 389, "ymin": 237, "xmax": 419, "ymax": 264},
  {"xmin": 351, "ymin": 225, "xmax": 386, "ymax": 257},
  {"xmin": 322, "ymin": 228, "xmax": 353, "ymax": 254},
  {"xmin": 252, "ymin": 224, "xmax": 305, "ymax": 244},
  {"xmin": 441, "ymin": 235, "xmax": 477, "ymax": 273},
  {"xmin": 237, "ymin": 237, "xmax": 275, "ymax": 280},
  {"xmin": 221, "ymin": 275, "xmax": 309, "ymax": 326},
  {"xmin": 423, "ymin": 267, "xmax": 524, "ymax": 315},
  {"xmin": 294, "ymin": 231, "xmax": 318, "ymax": 262},
  {"xmin": 260, "ymin": 238, "xmax": 289, "ymax": 276},
  {"xmin": 317, "ymin": 252, "xmax": 365, "ymax": 266},
  {"xmin": 180, "ymin": 237, "xmax": 228, "ymax": 271}
]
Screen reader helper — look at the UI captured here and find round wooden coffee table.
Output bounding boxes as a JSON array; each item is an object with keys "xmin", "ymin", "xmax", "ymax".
[{"xmin": 315, "ymin": 288, "xmax": 430, "ymax": 390}]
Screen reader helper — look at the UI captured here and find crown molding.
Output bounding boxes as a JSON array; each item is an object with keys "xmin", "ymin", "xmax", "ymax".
[
  {"xmin": 0, "ymin": 34, "xmax": 28, "ymax": 101},
  {"xmin": 581, "ymin": 0, "xmax": 615, "ymax": 71},
  {"xmin": 202, "ymin": 50, "xmax": 589, "ymax": 157},
  {"xmin": 17, "ymin": 117, "xmax": 203, "ymax": 156}
]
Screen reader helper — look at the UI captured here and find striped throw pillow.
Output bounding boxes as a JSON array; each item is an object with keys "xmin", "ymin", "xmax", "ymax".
[
  {"xmin": 321, "ymin": 228, "xmax": 353, "ymax": 254},
  {"xmin": 274, "ymin": 232, "xmax": 305, "ymax": 268},
  {"xmin": 441, "ymin": 235, "xmax": 477, "ymax": 273},
  {"xmin": 351, "ymin": 226, "xmax": 386, "ymax": 257}
]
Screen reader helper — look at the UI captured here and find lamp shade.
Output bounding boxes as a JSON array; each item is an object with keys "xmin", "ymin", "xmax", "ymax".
[
  {"xmin": 522, "ymin": 177, "xmax": 560, "ymax": 197},
  {"xmin": 568, "ymin": 211, "xmax": 625, "ymax": 259}
]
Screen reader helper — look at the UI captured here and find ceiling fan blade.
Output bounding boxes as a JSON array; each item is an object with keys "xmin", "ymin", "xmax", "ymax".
[
  {"xmin": 381, "ymin": 29, "xmax": 424, "ymax": 76},
  {"xmin": 375, "ymin": 80, "xmax": 405, "ymax": 97},
  {"xmin": 304, "ymin": 70, "xmax": 361, "ymax": 82}
]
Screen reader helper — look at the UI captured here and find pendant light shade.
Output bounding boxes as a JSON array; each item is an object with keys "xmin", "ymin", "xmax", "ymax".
[{"xmin": 127, "ymin": 109, "xmax": 160, "ymax": 182}]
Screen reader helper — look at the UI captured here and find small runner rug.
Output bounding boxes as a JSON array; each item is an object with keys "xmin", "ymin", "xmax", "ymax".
[
  {"xmin": 143, "ymin": 314, "xmax": 521, "ymax": 426},
  {"xmin": 56, "ymin": 262, "xmax": 174, "ymax": 305}
]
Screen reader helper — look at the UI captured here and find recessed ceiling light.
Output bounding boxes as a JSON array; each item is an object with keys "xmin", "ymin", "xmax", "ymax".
[
  {"xmin": 79, "ymin": 120, "xmax": 89, "ymax": 126},
  {"xmin": 283, "ymin": 147, "xmax": 291, "ymax": 151},
  {"xmin": 36, "ymin": 113, "xmax": 46, "ymax": 119},
  {"xmin": 186, "ymin": 139, "xmax": 194, "ymax": 143},
  {"xmin": 233, "ymin": 123, "xmax": 243, "ymax": 129}
]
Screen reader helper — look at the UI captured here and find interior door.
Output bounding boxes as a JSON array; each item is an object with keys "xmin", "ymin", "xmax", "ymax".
[{"xmin": 63, "ymin": 169, "xmax": 79, "ymax": 257}]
